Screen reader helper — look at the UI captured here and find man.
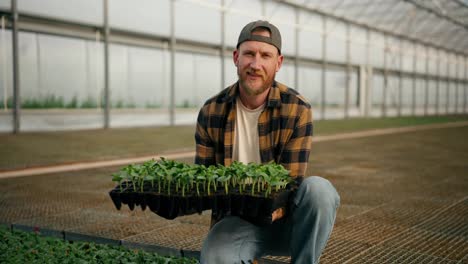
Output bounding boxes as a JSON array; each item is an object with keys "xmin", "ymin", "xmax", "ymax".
[{"xmin": 195, "ymin": 20, "xmax": 340, "ymax": 264}]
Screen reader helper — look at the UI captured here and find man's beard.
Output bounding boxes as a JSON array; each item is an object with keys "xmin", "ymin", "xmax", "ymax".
[{"xmin": 238, "ymin": 67, "xmax": 275, "ymax": 96}]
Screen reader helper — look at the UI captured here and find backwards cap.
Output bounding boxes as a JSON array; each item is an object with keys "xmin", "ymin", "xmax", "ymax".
[{"xmin": 236, "ymin": 20, "xmax": 282, "ymax": 54}]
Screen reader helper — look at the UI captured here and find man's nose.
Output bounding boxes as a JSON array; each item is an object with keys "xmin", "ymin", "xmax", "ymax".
[{"xmin": 250, "ymin": 55, "xmax": 262, "ymax": 70}]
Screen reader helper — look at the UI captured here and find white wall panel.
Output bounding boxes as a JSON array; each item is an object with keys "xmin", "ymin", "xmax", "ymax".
[
  {"xmin": 36, "ymin": 34, "xmax": 87, "ymax": 103},
  {"xmin": 415, "ymin": 78, "xmax": 425, "ymax": 108},
  {"xmin": 372, "ymin": 74, "xmax": 384, "ymax": 106},
  {"xmin": 225, "ymin": 0, "xmax": 263, "ymax": 48},
  {"xmin": 438, "ymin": 81, "xmax": 448, "ymax": 113},
  {"xmin": 349, "ymin": 25, "xmax": 366, "ymax": 65},
  {"xmin": 427, "ymin": 48, "xmax": 437, "ymax": 75},
  {"xmin": 415, "ymin": 44, "xmax": 426, "ymax": 74},
  {"xmin": 385, "ymin": 75, "xmax": 400, "ymax": 109},
  {"xmin": 175, "ymin": 52, "xmax": 220, "ymax": 108},
  {"xmin": 449, "ymin": 54, "xmax": 458, "ymax": 78},
  {"xmin": 439, "ymin": 51, "xmax": 449, "ymax": 77},
  {"xmin": 401, "ymin": 77, "xmax": 413, "ymax": 107},
  {"xmin": 127, "ymin": 47, "xmax": 168, "ymax": 108},
  {"xmin": 370, "ymin": 32, "xmax": 384, "ymax": 68},
  {"xmin": 224, "ymin": 57, "xmax": 238, "ymax": 88},
  {"xmin": 275, "ymin": 63, "xmax": 295, "ymax": 88},
  {"xmin": 0, "ymin": 29, "xmax": 12, "ymax": 109},
  {"xmin": 109, "ymin": 44, "xmax": 130, "ymax": 107},
  {"xmin": 0, "ymin": 0, "xmax": 10, "ymax": 9},
  {"xmin": 264, "ymin": 2, "xmax": 296, "ymax": 56},
  {"xmin": 110, "ymin": 0, "xmax": 170, "ymax": 36},
  {"xmin": 386, "ymin": 37, "xmax": 400, "ymax": 71},
  {"xmin": 426, "ymin": 80, "xmax": 436, "ymax": 114},
  {"xmin": 19, "ymin": 0, "xmax": 102, "ymax": 25},
  {"xmin": 298, "ymin": 11, "xmax": 322, "ymax": 60},
  {"xmin": 326, "ymin": 20, "xmax": 346, "ymax": 63},
  {"xmin": 175, "ymin": 0, "xmax": 221, "ymax": 45},
  {"xmin": 401, "ymin": 40, "xmax": 414, "ymax": 72},
  {"xmin": 326, "ymin": 68, "xmax": 347, "ymax": 106},
  {"xmin": 298, "ymin": 65, "xmax": 321, "ymax": 107},
  {"xmin": 448, "ymin": 81, "xmax": 457, "ymax": 112}
]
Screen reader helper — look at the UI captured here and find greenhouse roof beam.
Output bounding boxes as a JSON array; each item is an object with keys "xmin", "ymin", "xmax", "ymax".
[
  {"xmin": 404, "ymin": 0, "xmax": 468, "ymax": 29},
  {"xmin": 277, "ymin": 0, "xmax": 467, "ymax": 56},
  {"xmin": 402, "ymin": 10, "xmax": 442, "ymax": 37},
  {"xmin": 337, "ymin": 0, "xmax": 376, "ymax": 23},
  {"xmin": 364, "ymin": 1, "xmax": 407, "ymax": 28}
]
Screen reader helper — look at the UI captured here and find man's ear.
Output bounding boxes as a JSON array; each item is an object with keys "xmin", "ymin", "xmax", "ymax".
[
  {"xmin": 276, "ymin": 54, "xmax": 284, "ymax": 72},
  {"xmin": 233, "ymin": 49, "xmax": 239, "ymax": 67}
]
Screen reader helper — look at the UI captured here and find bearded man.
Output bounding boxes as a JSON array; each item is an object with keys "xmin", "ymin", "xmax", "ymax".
[{"xmin": 195, "ymin": 20, "xmax": 340, "ymax": 264}]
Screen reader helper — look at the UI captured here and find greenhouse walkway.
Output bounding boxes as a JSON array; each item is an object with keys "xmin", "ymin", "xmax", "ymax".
[
  {"xmin": 1, "ymin": 123, "xmax": 467, "ymax": 263},
  {"xmin": 1, "ymin": 121, "xmax": 467, "ymax": 179}
]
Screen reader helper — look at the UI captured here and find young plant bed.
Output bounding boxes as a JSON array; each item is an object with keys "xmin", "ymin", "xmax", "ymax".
[
  {"xmin": 0, "ymin": 225, "xmax": 198, "ymax": 263},
  {"xmin": 109, "ymin": 158, "xmax": 301, "ymax": 225}
]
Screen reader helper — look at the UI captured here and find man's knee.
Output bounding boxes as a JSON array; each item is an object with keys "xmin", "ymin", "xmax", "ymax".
[
  {"xmin": 201, "ymin": 216, "xmax": 260, "ymax": 264},
  {"xmin": 295, "ymin": 176, "xmax": 340, "ymax": 210},
  {"xmin": 201, "ymin": 217, "xmax": 239, "ymax": 262}
]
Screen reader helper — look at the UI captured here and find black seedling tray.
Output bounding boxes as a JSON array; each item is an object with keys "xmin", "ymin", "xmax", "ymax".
[{"xmin": 109, "ymin": 181, "xmax": 298, "ymax": 226}]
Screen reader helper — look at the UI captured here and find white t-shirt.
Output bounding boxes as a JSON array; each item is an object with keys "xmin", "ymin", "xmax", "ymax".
[{"xmin": 232, "ymin": 97, "xmax": 265, "ymax": 164}]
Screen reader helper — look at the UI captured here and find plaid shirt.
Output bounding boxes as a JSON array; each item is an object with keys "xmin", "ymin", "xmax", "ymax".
[{"xmin": 195, "ymin": 81, "xmax": 313, "ymax": 178}]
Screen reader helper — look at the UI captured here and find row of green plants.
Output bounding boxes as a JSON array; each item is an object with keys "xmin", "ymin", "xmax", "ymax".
[
  {"xmin": 112, "ymin": 158, "xmax": 292, "ymax": 198},
  {"xmin": 0, "ymin": 225, "xmax": 197, "ymax": 263},
  {"xmin": 0, "ymin": 95, "xmax": 100, "ymax": 109},
  {"xmin": 0, "ymin": 95, "xmax": 97, "ymax": 109},
  {"xmin": 0, "ymin": 96, "xmax": 165, "ymax": 109}
]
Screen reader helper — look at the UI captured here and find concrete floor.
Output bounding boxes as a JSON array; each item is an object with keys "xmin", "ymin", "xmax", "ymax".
[{"xmin": 1, "ymin": 125, "xmax": 467, "ymax": 263}]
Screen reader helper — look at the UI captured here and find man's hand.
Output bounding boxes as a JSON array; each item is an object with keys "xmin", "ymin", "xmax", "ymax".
[{"xmin": 271, "ymin": 207, "xmax": 285, "ymax": 222}]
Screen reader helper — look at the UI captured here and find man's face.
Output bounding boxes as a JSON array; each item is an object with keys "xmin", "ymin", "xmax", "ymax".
[{"xmin": 233, "ymin": 30, "xmax": 283, "ymax": 96}]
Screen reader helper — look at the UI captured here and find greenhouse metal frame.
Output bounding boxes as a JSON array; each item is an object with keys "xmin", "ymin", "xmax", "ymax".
[{"xmin": 0, "ymin": 0, "xmax": 467, "ymax": 133}]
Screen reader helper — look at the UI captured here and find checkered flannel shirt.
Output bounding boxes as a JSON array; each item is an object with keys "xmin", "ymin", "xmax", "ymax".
[{"xmin": 195, "ymin": 81, "xmax": 313, "ymax": 178}]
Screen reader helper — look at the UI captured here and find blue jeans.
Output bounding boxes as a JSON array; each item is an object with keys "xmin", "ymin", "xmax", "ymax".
[{"xmin": 200, "ymin": 176, "xmax": 340, "ymax": 264}]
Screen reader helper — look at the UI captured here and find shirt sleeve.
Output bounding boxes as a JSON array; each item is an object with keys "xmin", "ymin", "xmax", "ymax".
[
  {"xmin": 280, "ymin": 106, "xmax": 313, "ymax": 178},
  {"xmin": 195, "ymin": 105, "xmax": 216, "ymax": 166}
]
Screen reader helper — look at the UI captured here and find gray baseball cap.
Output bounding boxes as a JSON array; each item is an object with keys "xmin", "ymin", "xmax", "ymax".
[{"xmin": 236, "ymin": 20, "xmax": 282, "ymax": 54}]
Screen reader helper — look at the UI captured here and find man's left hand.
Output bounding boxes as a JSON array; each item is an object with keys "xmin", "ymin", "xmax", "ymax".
[{"xmin": 271, "ymin": 207, "xmax": 285, "ymax": 222}]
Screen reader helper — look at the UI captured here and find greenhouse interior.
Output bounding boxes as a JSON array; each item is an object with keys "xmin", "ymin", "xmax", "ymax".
[
  {"xmin": 0, "ymin": 0, "xmax": 466, "ymax": 132},
  {"xmin": 1, "ymin": 1, "xmax": 468, "ymax": 263}
]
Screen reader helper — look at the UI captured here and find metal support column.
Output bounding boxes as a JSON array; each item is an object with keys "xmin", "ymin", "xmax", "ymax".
[
  {"xmin": 321, "ymin": 16, "xmax": 327, "ymax": 119},
  {"xmin": 411, "ymin": 43, "xmax": 416, "ymax": 116},
  {"xmin": 436, "ymin": 50, "xmax": 440, "ymax": 115},
  {"xmin": 1, "ymin": 16, "xmax": 7, "ymax": 111},
  {"xmin": 424, "ymin": 47, "xmax": 429, "ymax": 116},
  {"xmin": 220, "ymin": 0, "xmax": 226, "ymax": 89},
  {"xmin": 12, "ymin": 0, "xmax": 20, "ymax": 133},
  {"xmin": 170, "ymin": 0, "xmax": 176, "ymax": 125},
  {"xmin": 463, "ymin": 56, "xmax": 468, "ymax": 113},
  {"xmin": 294, "ymin": 7, "xmax": 299, "ymax": 91},
  {"xmin": 446, "ymin": 56, "xmax": 450, "ymax": 114},
  {"xmin": 398, "ymin": 39, "xmax": 403, "ymax": 117},
  {"xmin": 345, "ymin": 23, "xmax": 350, "ymax": 118},
  {"xmin": 364, "ymin": 27, "xmax": 371, "ymax": 117},
  {"xmin": 455, "ymin": 56, "xmax": 459, "ymax": 113},
  {"xmin": 95, "ymin": 31, "xmax": 101, "ymax": 109},
  {"xmin": 382, "ymin": 34, "xmax": 388, "ymax": 117},
  {"xmin": 103, "ymin": 0, "xmax": 110, "ymax": 128}
]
